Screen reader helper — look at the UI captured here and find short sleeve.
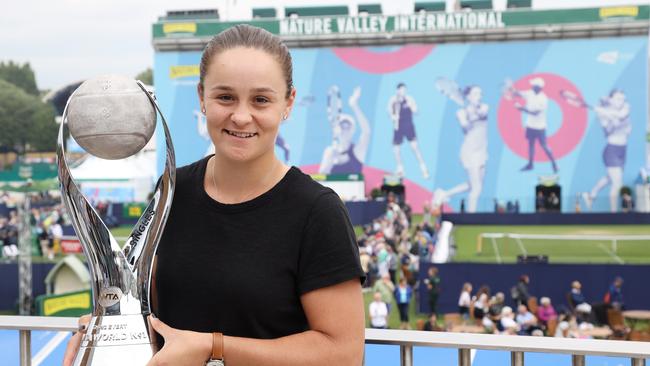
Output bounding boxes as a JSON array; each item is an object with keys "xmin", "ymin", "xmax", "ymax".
[{"xmin": 297, "ymin": 192, "xmax": 365, "ymax": 295}]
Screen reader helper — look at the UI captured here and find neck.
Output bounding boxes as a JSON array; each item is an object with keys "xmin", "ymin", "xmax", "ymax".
[{"xmin": 208, "ymin": 152, "xmax": 289, "ymax": 204}]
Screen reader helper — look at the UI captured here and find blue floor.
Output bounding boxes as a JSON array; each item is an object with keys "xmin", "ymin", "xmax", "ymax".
[{"xmin": 0, "ymin": 330, "xmax": 644, "ymax": 366}]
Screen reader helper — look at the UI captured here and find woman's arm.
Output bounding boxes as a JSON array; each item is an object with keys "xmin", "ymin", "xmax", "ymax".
[{"xmin": 148, "ymin": 279, "xmax": 365, "ymax": 366}]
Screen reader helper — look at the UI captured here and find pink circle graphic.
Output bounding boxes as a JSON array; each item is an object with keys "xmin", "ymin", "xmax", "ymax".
[
  {"xmin": 332, "ymin": 45, "xmax": 434, "ymax": 74},
  {"xmin": 497, "ymin": 73, "xmax": 588, "ymax": 161}
]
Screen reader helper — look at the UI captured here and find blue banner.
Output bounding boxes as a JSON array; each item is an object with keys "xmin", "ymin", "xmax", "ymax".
[{"xmin": 154, "ymin": 36, "xmax": 648, "ymax": 212}]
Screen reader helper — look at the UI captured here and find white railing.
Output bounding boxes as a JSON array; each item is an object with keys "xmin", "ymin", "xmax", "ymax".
[
  {"xmin": 1, "ymin": 316, "xmax": 648, "ymax": 366},
  {"xmin": 0, "ymin": 316, "xmax": 77, "ymax": 366},
  {"xmin": 365, "ymin": 328, "xmax": 649, "ymax": 366}
]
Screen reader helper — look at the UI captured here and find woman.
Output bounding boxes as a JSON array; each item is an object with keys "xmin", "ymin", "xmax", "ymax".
[
  {"xmin": 64, "ymin": 25, "xmax": 365, "ymax": 366},
  {"xmin": 458, "ymin": 282, "xmax": 472, "ymax": 318},
  {"xmin": 394, "ymin": 277, "xmax": 413, "ymax": 330}
]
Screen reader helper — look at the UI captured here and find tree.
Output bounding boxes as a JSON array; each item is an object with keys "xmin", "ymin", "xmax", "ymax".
[
  {"xmin": 0, "ymin": 61, "xmax": 39, "ymax": 96},
  {"xmin": 0, "ymin": 79, "xmax": 57, "ymax": 154},
  {"xmin": 135, "ymin": 68, "xmax": 153, "ymax": 86}
]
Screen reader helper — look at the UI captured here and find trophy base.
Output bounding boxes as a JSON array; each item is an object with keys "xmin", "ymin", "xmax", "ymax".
[{"xmin": 73, "ymin": 314, "xmax": 158, "ymax": 366}]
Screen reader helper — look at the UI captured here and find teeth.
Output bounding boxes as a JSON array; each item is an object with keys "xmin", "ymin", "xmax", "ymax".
[{"xmin": 225, "ymin": 130, "xmax": 256, "ymax": 138}]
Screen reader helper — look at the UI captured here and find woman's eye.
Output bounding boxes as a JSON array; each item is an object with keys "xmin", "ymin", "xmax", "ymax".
[
  {"xmin": 255, "ymin": 96, "xmax": 270, "ymax": 104},
  {"xmin": 217, "ymin": 95, "xmax": 233, "ymax": 102}
]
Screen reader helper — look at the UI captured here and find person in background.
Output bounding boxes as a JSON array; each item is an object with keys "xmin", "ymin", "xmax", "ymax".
[
  {"xmin": 372, "ymin": 274, "xmax": 395, "ymax": 315},
  {"xmin": 368, "ymin": 292, "xmax": 389, "ymax": 329},
  {"xmin": 473, "ymin": 293, "xmax": 489, "ymax": 320},
  {"xmin": 500, "ymin": 306, "xmax": 519, "ymax": 335},
  {"xmin": 394, "ymin": 278, "xmax": 413, "ymax": 329},
  {"xmin": 423, "ymin": 313, "xmax": 444, "ymax": 331},
  {"xmin": 515, "ymin": 304, "xmax": 539, "ymax": 336},
  {"xmin": 536, "ymin": 297, "xmax": 557, "ymax": 329},
  {"xmin": 458, "ymin": 282, "xmax": 472, "ymax": 319},
  {"xmin": 359, "ymin": 247, "xmax": 371, "ymax": 287},
  {"xmin": 605, "ymin": 276, "xmax": 625, "ymax": 309},
  {"xmin": 424, "ymin": 266, "xmax": 441, "ymax": 315},
  {"xmin": 511, "ymin": 274, "xmax": 531, "ymax": 307},
  {"xmin": 570, "ymin": 280, "xmax": 592, "ymax": 315}
]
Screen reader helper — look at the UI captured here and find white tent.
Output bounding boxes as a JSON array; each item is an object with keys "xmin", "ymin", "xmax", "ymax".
[{"xmin": 69, "ymin": 150, "xmax": 156, "ymax": 202}]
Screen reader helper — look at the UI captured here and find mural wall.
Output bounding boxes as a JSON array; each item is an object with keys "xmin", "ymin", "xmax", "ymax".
[{"xmin": 154, "ymin": 36, "xmax": 648, "ymax": 212}]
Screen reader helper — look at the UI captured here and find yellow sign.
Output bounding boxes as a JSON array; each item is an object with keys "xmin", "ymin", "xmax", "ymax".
[
  {"xmin": 600, "ymin": 6, "xmax": 638, "ymax": 19},
  {"xmin": 170, "ymin": 65, "xmax": 200, "ymax": 79},
  {"xmin": 310, "ymin": 174, "xmax": 327, "ymax": 181},
  {"xmin": 43, "ymin": 292, "xmax": 91, "ymax": 316},
  {"xmin": 163, "ymin": 23, "xmax": 197, "ymax": 34},
  {"xmin": 128, "ymin": 206, "xmax": 142, "ymax": 217}
]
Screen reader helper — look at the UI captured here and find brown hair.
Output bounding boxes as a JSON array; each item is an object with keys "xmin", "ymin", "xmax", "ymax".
[{"xmin": 199, "ymin": 24, "xmax": 293, "ymax": 99}]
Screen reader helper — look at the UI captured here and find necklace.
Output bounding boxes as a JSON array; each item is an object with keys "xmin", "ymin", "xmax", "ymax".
[{"xmin": 209, "ymin": 157, "xmax": 280, "ymax": 203}]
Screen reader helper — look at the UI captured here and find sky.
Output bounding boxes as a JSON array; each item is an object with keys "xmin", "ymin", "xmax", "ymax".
[{"xmin": 1, "ymin": 0, "xmax": 218, "ymax": 91}]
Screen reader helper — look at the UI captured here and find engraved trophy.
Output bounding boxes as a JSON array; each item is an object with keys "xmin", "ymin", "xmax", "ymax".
[{"xmin": 56, "ymin": 75, "xmax": 175, "ymax": 365}]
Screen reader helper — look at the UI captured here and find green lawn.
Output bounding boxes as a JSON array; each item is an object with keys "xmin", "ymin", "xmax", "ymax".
[{"xmin": 452, "ymin": 225, "xmax": 650, "ymax": 264}]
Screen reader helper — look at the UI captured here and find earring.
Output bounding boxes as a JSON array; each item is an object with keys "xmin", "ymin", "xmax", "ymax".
[
  {"xmin": 282, "ymin": 113, "xmax": 288, "ymax": 120},
  {"xmin": 202, "ymin": 108, "xmax": 206, "ymax": 114}
]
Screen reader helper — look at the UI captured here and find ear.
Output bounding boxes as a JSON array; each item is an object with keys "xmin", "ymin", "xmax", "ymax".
[
  {"xmin": 284, "ymin": 87, "xmax": 297, "ymax": 120},
  {"xmin": 197, "ymin": 82, "xmax": 205, "ymax": 111}
]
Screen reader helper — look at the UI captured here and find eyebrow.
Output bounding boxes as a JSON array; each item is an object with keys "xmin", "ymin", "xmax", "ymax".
[{"xmin": 210, "ymin": 85, "xmax": 278, "ymax": 94}]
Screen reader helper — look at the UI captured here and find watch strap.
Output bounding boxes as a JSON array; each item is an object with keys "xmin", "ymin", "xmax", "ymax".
[{"xmin": 211, "ymin": 332, "xmax": 224, "ymax": 361}]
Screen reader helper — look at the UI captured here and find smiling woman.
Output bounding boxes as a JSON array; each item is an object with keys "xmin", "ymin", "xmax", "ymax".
[{"xmin": 63, "ymin": 25, "xmax": 365, "ymax": 366}]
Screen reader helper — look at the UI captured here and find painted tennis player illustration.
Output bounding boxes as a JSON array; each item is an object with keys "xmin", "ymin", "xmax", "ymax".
[
  {"xmin": 319, "ymin": 85, "xmax": 370, "ymax": 174},
  {"xmin": 387, "ymin": 83, "xmax": 429, "ymax": 179},
  {"xmin": 561, "ymin": 89, "xmax": 632, "ymax": 212},
  {"xmin": 504, "ymin": 77, "xmax": 559, "ymax": 173},
  {"xmin": 434, "ymin": 78, "xmax": 489, "ymax": 212}
]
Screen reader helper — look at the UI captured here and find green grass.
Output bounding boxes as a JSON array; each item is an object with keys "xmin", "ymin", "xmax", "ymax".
[{"xmin": 452, "ymin": 225, "xmax": 650, "ymax": 264}]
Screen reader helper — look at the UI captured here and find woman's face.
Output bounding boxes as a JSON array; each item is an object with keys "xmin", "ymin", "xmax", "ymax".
[{"xmin": 198, "ymin": 47, "xmax": 295, "ymax": 163}]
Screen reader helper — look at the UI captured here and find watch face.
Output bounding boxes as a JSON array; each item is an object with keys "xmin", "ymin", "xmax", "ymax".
[{"xmin": 206, "ymin": 360, "xmax": 225, "ymax": 366}]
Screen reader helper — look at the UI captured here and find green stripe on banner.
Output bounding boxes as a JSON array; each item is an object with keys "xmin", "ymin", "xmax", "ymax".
[{"xmin": 153, "ymin": 5, "xmax": 649, "ymax": 39}]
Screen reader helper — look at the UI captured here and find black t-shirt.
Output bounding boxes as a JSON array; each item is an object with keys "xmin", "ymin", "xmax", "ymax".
[{"xmin": 155, "ymin": 156, "xmax": 364, "ymax": 339}]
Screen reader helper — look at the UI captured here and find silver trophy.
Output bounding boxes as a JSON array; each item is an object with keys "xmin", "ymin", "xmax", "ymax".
[{"xmin": 57, "ymin": 76, "xmax": 175, "ymax": 365}]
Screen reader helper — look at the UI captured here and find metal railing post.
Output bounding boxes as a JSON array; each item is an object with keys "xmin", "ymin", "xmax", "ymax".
[
  {"xmin": 459, "ymin": 348, "xmax": 471, "ymax": 366},
  {"xmin": 632, "ymin": 358, "xmax": 646, "ymax": 366},
  {"xmin": 19, "ymin": 329, "xmax": 31, "ymax": 366},
  {"xmin": 572, "ymin": 355, "xmax": 585, "ymax": 366},
  {"xmin": 400, "ymin": 345, "xmax": 413, "ymax": 366},
  {"xmin": 511, "ymin": 351, "xmax": 524, "ymax": 366}
]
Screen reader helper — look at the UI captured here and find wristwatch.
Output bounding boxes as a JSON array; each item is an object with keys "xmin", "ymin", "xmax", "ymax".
[{"xmin": 205, "ymin": 332, "xmax": 225, "ymax": 366}]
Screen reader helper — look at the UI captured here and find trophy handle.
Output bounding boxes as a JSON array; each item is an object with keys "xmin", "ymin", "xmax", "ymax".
[
  {"xmin": 123, "ymin": 81, "xmax": 176, "ymax": 314},
  {"xmin": 57, "ymin": 94, "xmax": 131, "ymax": 315}
]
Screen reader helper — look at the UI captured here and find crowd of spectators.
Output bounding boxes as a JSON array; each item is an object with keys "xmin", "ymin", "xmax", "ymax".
[
  {"xmin": 0, "ymin": 192, "xmax": 68, "ymax": 260},
  {"xmin": 360, "ymin": 194, "xmax": 634, "ymax": 339},
  {"xmin": 443, "ymin": 275, "xmax": 629, "ymax": 338},
  {"xmin": 359, "ymin": 194, "xmax": 442, "ymax": 329}
]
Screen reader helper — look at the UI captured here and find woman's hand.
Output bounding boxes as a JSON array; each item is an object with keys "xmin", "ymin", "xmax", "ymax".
[
  {"xmin": 62, "ymin": 314, "xmax": 91, "ymax": 366},
  {"xmin": 147, "ymin": 315, "xmax": 212, "ymax": 366}
]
